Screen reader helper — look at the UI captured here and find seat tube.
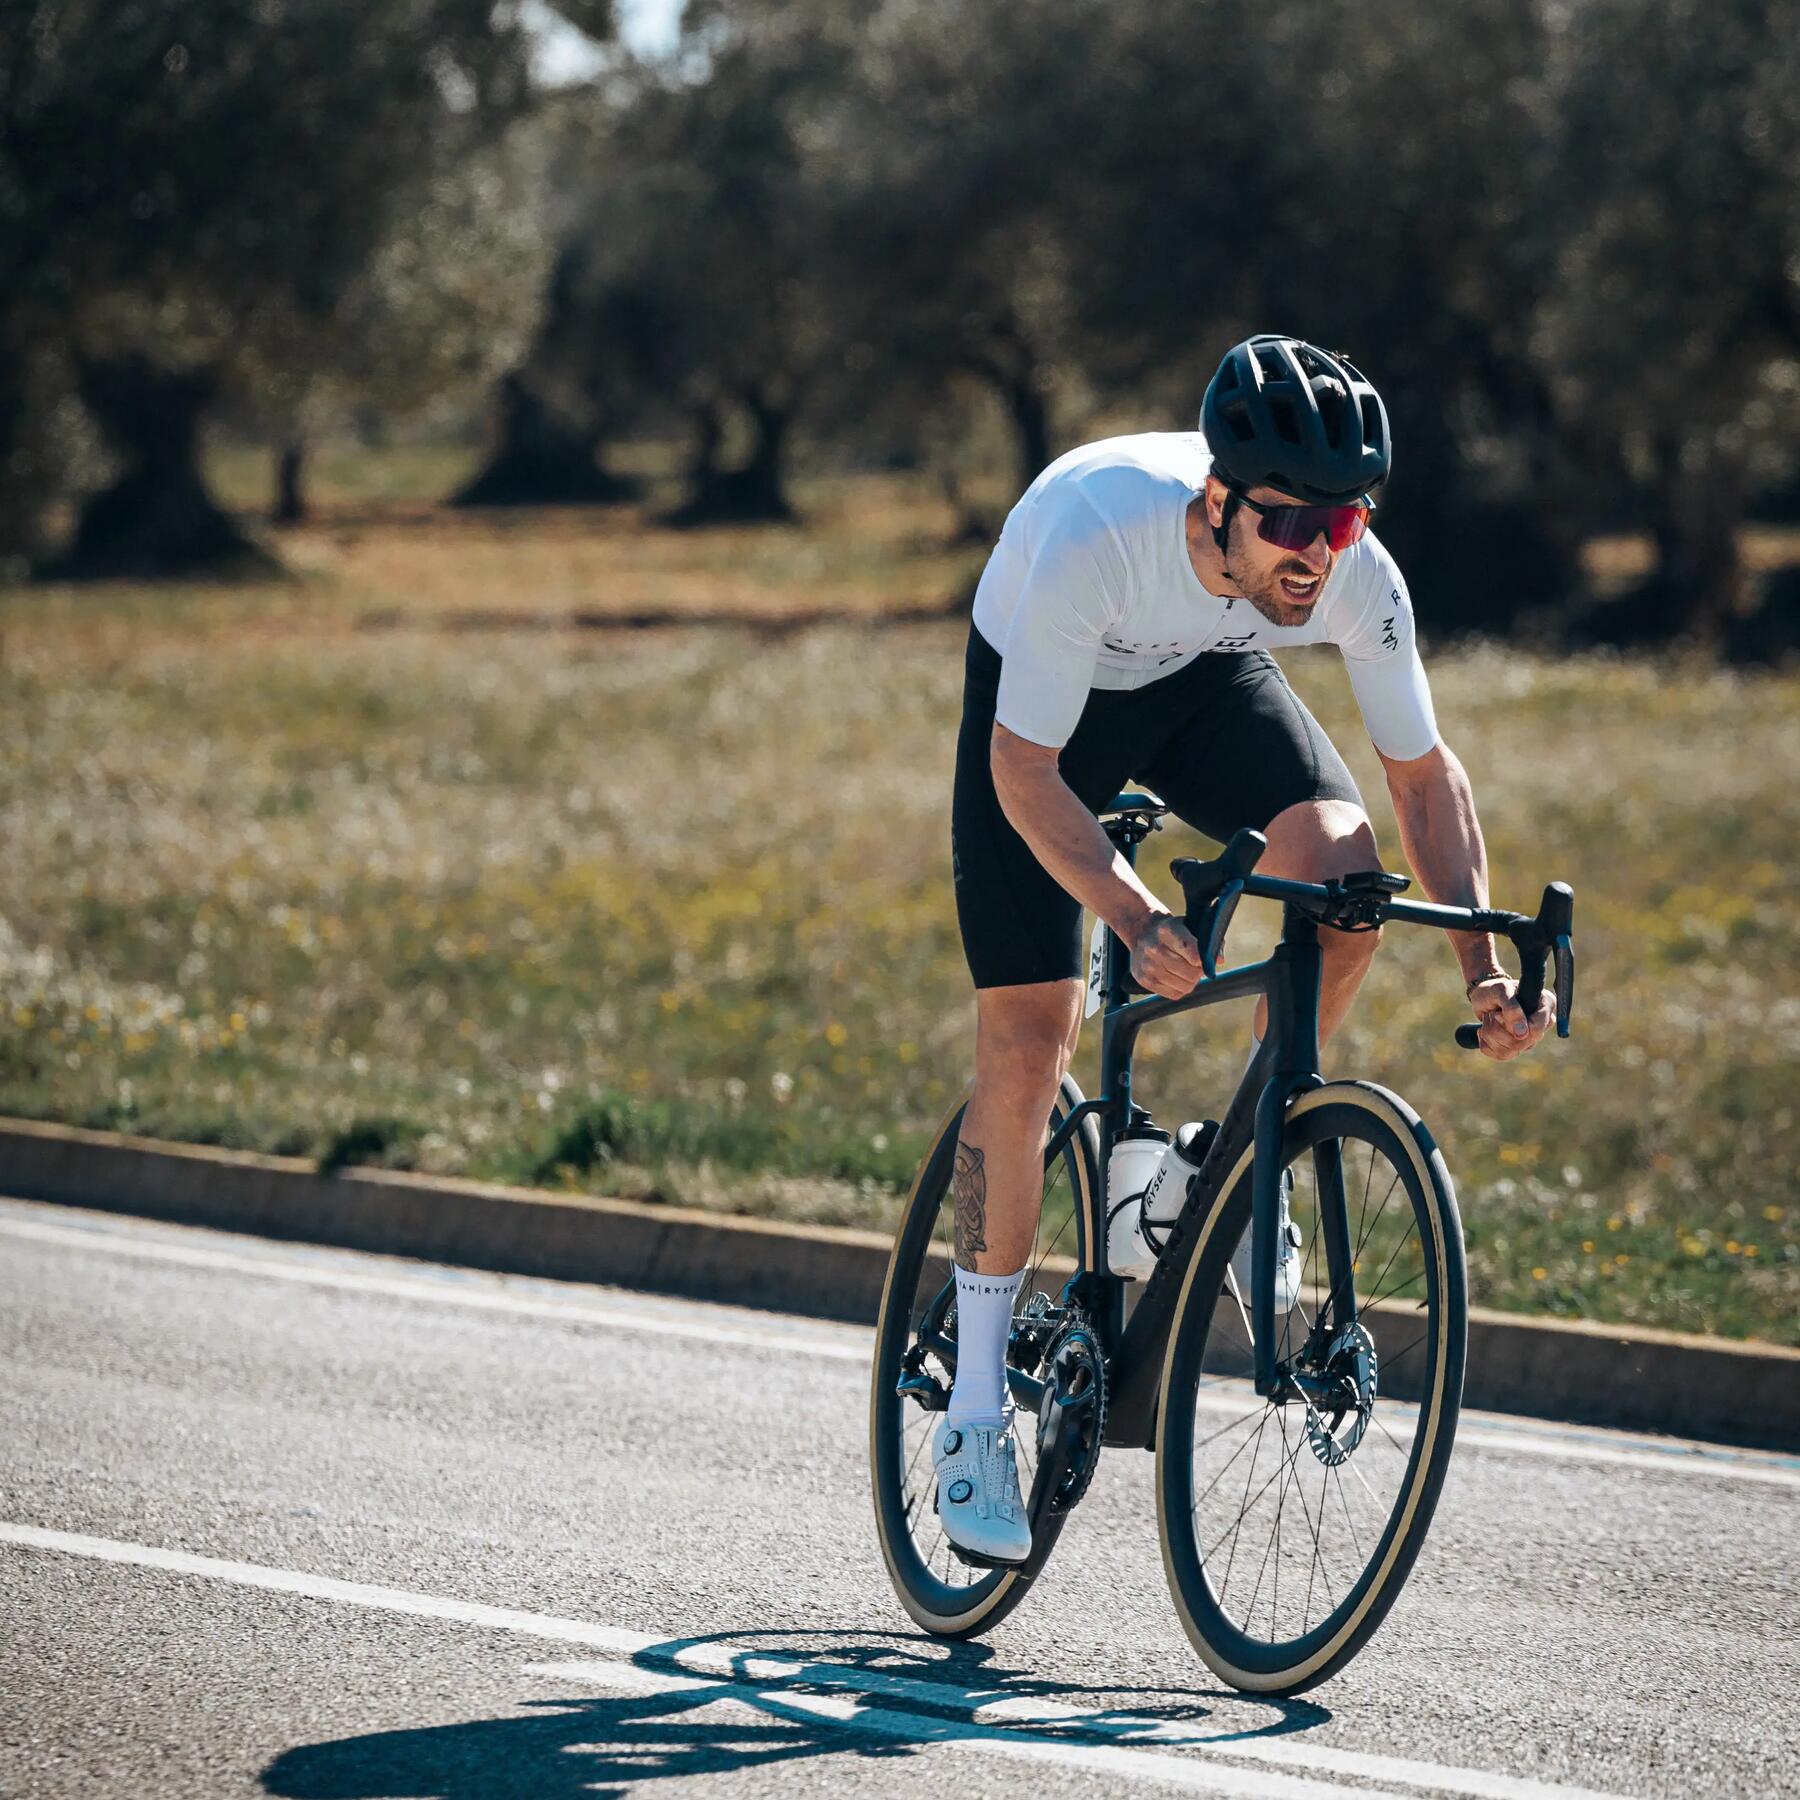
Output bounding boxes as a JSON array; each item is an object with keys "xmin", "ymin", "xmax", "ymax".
[{"xmin": 1099, "ymin": 828, "xmax": 1143, "ymax": 1148}]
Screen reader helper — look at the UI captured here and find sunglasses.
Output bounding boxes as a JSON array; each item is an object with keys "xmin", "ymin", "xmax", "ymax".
[{"xmin": 1230, "ymin": 489, "xmax": 1372, "ymax": 553}]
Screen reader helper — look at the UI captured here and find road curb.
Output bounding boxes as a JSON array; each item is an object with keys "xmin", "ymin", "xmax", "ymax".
[{"xmin": 4, "ymin": 1115, "xmax": 1795, "ymax": 1453}]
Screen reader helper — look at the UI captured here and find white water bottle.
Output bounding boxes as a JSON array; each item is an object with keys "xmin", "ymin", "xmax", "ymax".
[
  {"xmin": 1107, "ymin": 1120, "xmax": 1216, "ymax": 1279},
  {"xmin": 1105, "ymin": 1123, "xmax": 1170, "ymax": 1279}
]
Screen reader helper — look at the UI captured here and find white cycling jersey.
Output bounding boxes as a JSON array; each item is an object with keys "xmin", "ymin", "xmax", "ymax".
[{"xmin": 970, "ymin": 432, "xmax": 1440, "ymax": 760}]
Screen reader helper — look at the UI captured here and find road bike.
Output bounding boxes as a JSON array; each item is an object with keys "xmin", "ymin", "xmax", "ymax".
[{"xmin": 869, "ymin": 792, "xmax": 1575, "ymax": 1692}]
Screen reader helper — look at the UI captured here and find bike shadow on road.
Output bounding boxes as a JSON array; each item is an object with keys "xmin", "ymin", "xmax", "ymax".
[{"xmin": 261, "ymin": 1627, "xmax": 1329, "ymax": 1799}]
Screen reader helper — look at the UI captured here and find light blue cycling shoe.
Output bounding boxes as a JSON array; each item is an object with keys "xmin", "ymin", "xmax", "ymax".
[{"xmin": 933, "ymin": 1411, "xmax": 1032, "ymax": 1566}]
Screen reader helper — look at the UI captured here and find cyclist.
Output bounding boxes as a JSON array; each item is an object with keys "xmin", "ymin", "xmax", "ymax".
[{"xmin": 935, "ymin": 334, "xmax": 1555, "ymax": 1565}]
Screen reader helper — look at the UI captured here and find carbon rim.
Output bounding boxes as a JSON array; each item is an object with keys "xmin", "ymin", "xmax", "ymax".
[
  {"xmin": 1158, "ymin": 1089, "xmax": 1464, "ymax": 1688},
  {"xmin": 872, "ymin": 1084, "xmax": 1093, "ymax": 1626}
]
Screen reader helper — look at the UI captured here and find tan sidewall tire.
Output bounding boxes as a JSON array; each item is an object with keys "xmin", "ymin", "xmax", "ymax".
[
  {"xmin": 1153, "ymin": 1081, "xmax": 1463, "ymax": 1692},
  {"xmin": 869, "ymin": 1077, "xmax": 1098, "ymax": 1637}
]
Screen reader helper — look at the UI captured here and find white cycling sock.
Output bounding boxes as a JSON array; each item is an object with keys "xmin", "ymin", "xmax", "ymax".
[{"xmin": 946, "ymin": 1262, "xmax": 1025, "ymax": 1429}]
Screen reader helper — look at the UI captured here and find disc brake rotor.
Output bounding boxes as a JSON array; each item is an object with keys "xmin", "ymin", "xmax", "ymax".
[{"xmin": 1304, "ymin": 1320, "xmax": 1379, "ymax": 1468}]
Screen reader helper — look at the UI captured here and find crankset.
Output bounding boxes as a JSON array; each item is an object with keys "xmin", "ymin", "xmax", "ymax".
[{"xmin": 1028, "ymin": 1312, "xmax": 1108, "ymax": 1518}]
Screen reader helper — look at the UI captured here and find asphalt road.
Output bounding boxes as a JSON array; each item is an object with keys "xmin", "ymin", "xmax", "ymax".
[{"xmin": 3, "ymin": 1194, "xmax": 1796, "ymax": 1800}]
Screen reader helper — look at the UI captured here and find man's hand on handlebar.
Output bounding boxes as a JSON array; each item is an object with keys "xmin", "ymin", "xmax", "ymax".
[
  {"xmin": 1466, "ymin": 975, "xmax": 1555, "ymax": 1062},
  {"xmin": 1130, "ymin": 910, "xmax": 1205, "ymax": 1000}
]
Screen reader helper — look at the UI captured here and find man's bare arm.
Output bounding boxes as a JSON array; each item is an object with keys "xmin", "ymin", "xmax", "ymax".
[
  {"xmin": 990, "ymin": 723, "xmax": 1202, "ymax": 1000},
  {"xmin": 1378, "ymin": 738, "xmax": 1550, "ymax": 1059}
]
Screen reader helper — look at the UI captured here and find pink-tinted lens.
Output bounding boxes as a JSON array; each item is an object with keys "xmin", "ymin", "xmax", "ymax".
[{"xmin": 1257, "ymin": 504, "xmax": 1370, "ymax": 552}]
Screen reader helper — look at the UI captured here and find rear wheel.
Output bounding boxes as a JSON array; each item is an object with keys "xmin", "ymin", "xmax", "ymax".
[
  {"xmin": 1155, "ymin": 1082, "xmax": 1465, "ymax": 1692},
  {"xmin": 870, "ymin": 1076, "xmax": 1098, "ymax": 1637}
]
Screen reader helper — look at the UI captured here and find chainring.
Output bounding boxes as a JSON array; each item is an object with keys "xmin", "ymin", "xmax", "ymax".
[{"xmin": 1036, "ymin": 1312, "xmax": 1108, "ymax": 1512}]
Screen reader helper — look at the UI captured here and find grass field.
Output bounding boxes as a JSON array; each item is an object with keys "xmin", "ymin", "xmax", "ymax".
[{"xmin": 3, "ymin": 455, "xmax": 1796, "ymax": 1344}]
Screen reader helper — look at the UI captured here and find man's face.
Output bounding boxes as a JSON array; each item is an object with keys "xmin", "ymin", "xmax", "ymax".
[{"xmin": 1206, "ymin": 477, "xmax": 1336, "ymax": 629}]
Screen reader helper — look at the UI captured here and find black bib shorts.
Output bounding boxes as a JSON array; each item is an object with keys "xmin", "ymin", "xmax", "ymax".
[{"xmin": 952, "ymin": 623, "xmax": 1363, "ymax": 990}]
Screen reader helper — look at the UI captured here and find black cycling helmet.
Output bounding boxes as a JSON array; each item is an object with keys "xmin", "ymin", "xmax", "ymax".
[{"xmin": 1200, "ymin": 335, "xmax": 1391, "ymax": 506}]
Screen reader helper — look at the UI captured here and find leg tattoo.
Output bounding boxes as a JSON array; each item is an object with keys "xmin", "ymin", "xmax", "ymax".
[{"xmin": 953, "ymin": 1140, "xmax": 988, "ymax": 1266}]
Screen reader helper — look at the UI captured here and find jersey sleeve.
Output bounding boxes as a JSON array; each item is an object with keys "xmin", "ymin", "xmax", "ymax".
[
  {"xmin": 1334, "ymin": 537, "xmax": 1440, "ymax": 762},
  {"xmin": 992, "ymin": 491, "xmax": 1126, "ymax": 748}
]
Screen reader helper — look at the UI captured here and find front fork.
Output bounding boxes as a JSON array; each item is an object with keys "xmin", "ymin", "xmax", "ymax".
[{"xmin": 1250, "ymin": 918, "xmax": 1358, "ymax": 1397}]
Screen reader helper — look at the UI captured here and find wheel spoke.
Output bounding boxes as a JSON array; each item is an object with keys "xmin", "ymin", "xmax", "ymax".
[
  {"xmin": 1222, "ymin": 1264, "xmax": 1254, "ymax": 1347},
  {"xmin": 1191, "ymin": 1402, "xmax": 1265, "ymax": 1457},
  {"xmin": 1372, "ymin": 1410, "xmax": 1414, "ymax": 1463},
  {"xmin": 1286, "ymin": 1430, "xmax": 1336, "ymax": 1636},
  {"xmin": 1354, "ymin": 1140, "xmax": 1376, "ymax": 1257},
  {"xmin": 1355, "ymin": 1167, "xmax": 1403, "ymax": 1263},
  {"xmin": 1360, "ymin": 1216, "xmax": 1415, "ymax": 1309},
  {"xmin": 1208, "ymin": 1421, "xmax": 1305, "ymax": 1565},
  {"xmin": 1214, "ymin": 1408, "xmax": 1272, "ymax": 1603},
  {"xmin": 1331, "ymin": 1460, "xmax": 1365, "ymax": 1564},
  {"xmin": 1191, "ymin": 1403, "xmax": 1272, "ymax": 1514},
  {"xmin": 1164, "ymin": 1107, "xmax": 1460, "ymax": 1672},
  {"xmin": 1226, "ymin": 1422, "xmax": 1307, "ymax": 1624}
]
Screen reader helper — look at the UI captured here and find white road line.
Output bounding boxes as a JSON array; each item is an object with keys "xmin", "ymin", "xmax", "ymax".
[
  {"xmin": 525, "ymin": 1656, "xmax": 1644, "ymax": 1800},
  {"xmin": 1, "ymin": 1521, "xmax": 1634, "ymax": 1800},
  {"xmin": 3, "ymin": 1200, "xmax": 1795, "ymax": 1491}
]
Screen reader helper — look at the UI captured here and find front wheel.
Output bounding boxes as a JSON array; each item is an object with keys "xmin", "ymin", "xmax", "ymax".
[
  {"xmin": 869, "ymin": 1076, "xmax": 1098, "ymax": 1638},
  {"xmin": 1156, "ymin": 1081, "xmax": 1466, "ymax": 1693}
]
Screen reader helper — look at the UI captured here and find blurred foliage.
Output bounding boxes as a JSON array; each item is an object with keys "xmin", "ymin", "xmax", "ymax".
[
  {"xmin": 490, "ymin": 0, "xmax": 1798, "ymax": 645},
  {"xmin": 3, "ymin": 0, "xmax": 1796, "ymax": 642},
  {"xmin": 0, "ymin": 0, "xmax": 596, "ymax": 568}
]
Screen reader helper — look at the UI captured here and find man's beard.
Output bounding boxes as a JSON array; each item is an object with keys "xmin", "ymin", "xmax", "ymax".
[
  {"xmin": 1238, "ymin": 579, "xmax": 1324, "ymax": 637},
  {"xmin": 1222, "ymin": 516, "xmax": 1327, "ymax": 628}
]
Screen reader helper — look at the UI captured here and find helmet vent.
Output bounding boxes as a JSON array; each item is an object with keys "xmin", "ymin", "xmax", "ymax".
[
  {"xmin": 1312, "ymin": 377, "xmax": 1349, "ymax": 447},
  {"xmin": 1200, "ymin": 333, "xmax": 1390, "ymax": 501}
]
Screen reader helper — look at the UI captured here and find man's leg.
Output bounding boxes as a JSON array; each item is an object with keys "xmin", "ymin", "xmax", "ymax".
[
  {"xmin": 954, "ymin": 978, "xmax": 1084, "ymax": 1270},
  {"xmin": 942, "ymin": 977, "xmax": 1081, "ymax": 1434},
  {"xmin": 1252, "ymin": 798, "xmax": 1383, "ymax": 1046},
  {"xmin": 931, "ymin": 978, "xmax": 1081, "ymax": 1563}
]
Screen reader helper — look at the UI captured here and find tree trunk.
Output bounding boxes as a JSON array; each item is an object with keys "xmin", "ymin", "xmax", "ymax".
[
  {"xmin": 273, "ymin": 438, "xmax": 306, "ymax": 524},
  {"xmin": 452, "ymin": 371, "xmax": 635, "ymax": 507},
  {"xmin": 41, "ymin": 355, "xmax": 273, "ymax": 581},
  {"xmin": 960, "ymin": 315, "xmax": 1052, "ymax": 493},
  {"xmin": 0, "ymin": 338, "xmax": 51, "ymax": 571},
  {"xmin": 1645, "ymin": 433, "xmax": 1744, "ymax": 643},
  {"xmin": 737, "ymin": 385, "xmax": 794, "ymax": 518},
  {"xmin": 939, "ymin": 468, "xmax": 996, "ymax": 548},
  {"xmin": 668, "ymin": 388, "xmax": 796, "ymax": 527},
  {"xmin": 1001, "ymin": 369, "xmax": 1050, "ymax": 495}
]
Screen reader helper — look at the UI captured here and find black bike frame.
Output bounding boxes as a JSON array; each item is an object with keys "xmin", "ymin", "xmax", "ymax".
[
  {"xmin": 1030, "ymin": 823, "xmax": 1330, "ymax": 1446},
  {"xmin": 1005, "ymin": 811, "xmax": 1571, "ymax": 1452}
]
